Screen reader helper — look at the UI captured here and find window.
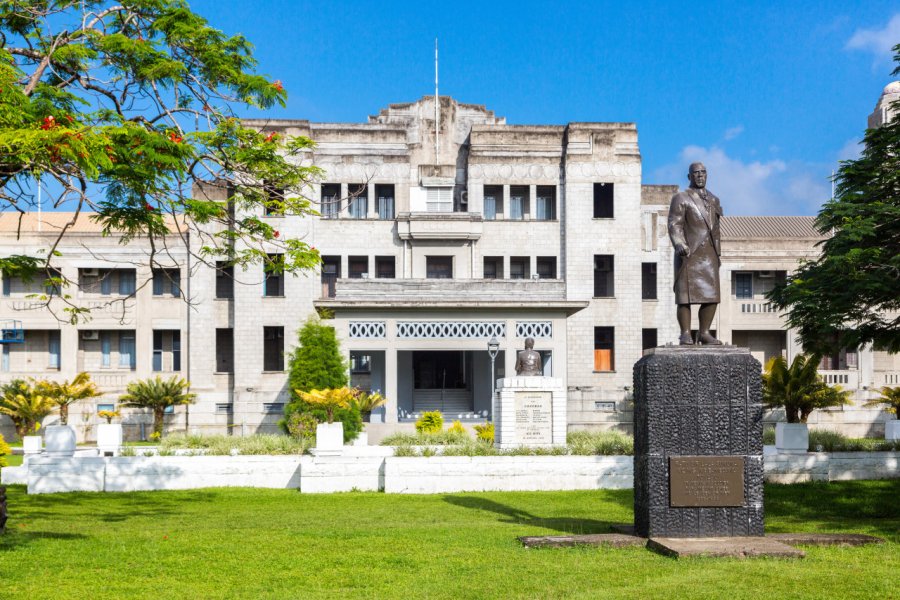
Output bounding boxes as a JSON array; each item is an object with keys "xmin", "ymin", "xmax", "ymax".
[
  {"xmin": 321, "ymin": 256, "xmax": 340, "ymax": 298},
  {"xmin": 426, "ymin": 187, "xmax": 453, "ymax": 212},
  {"xmin": 216, "ymin": 262, "xmax": 234, "ymax": 299},
  {"xmin": 119, "ymin": 333, "xmax": 136, "ymax": 370},
  {"xmin": 510, "ymin": 257, "xmax": 530, "ymax": 280},
  {"xmin": 483, "ymin": 185, "xmax": 502, "ymax": 220},
  {"xmin": 321, "ymin": 183, "xmax": 340, "ymax": 219},
  {"xmin": 426, "ymin": 256, "xmax": 453, "ymax": 279},
  {"xmin": 152, "ymin": 268, "xmax": 180, "ymax": 297},
  {"xmin": 509, "ymin": 186, "xmax": 528, "ymax": 220},
  {"xmin": 734, "ymin": 273, "xmax": 753, "ymax": 299},
  {"xmin": 216, "ymin": 403, "xmax": 232, "ymax": 414},
  {"xmin": 536, "ymin": 186, "xmax": 556, "ymax": 220},
  {"xmin": 351, "ymin": 353, "xmax": 371, "ymax": 373},
  {"xmin": 216, "ymin": 328, "xmax": 234, "ymax": 373},
  {"xmin": 2, "ymin": 345, "xmax": 8, "ymax": 371},
  {"xmin": 152, "ymin": 330, "xmax": 181, "ymax": 372},
  {"xmin": 264, "ymin": 181, "xmax": 285, "ymax": 216},
  {"xmin": 348, "ymin": 184, "xmax": 367, "ymax": 218},
  {"xmin": 348, "ymin": 256, "xmax": 368, "ymax": 279},
  {"xmin": 263, "ymin": 326, "xmax": 284, "ymax": 371},
  {"xmin": 376, "ymin": 184, "xmax": 395, "ymax": 219},
  {"xmin": 594, "ymin": 327, "xmax": 615, "ymax": 371},
  {"xmin": 48, "ymin": 330, "xmax": 61, "ymax": 369},
  {"xmin": 593, "ymin": 183, "xmax": 614, "ymax": 218},
  {"xmin": 593, "ymin": 255, "xmax": 615, "ymax": 297},
  {"xmin": 263, "ymin": 403, "xmax": 284, "ymax": 413},
  {"xmin": 101, "ymin": 332, "xmax": 111, "ymax": 368},
  {"xmin": 483, "ymin": 257, "xmax": 503, "ymax": 279},
  {"xmin": 642, "ymin": 263, "xmax": 658, "ymax": 300},
  {"xmin": 536, "ymin": 257, "xmax": 556, "ymax": 279},
  {"xmin": 375, "ymin": 256, "xmax": 395, "ymax": 279},
  {"xmin": 118, "ymin": 270, "xmax": 136, "ymax": 295},
  {"xmin": 264, "ymin": 254, "xmax": 284, "ymax": 297},
  {"xmin": 642, "ymin": 328, "xmax": 658, "ymax": 351},
  {"xmin": 97, "ymin": 403, "xmax": 115, "ymax": 414}
]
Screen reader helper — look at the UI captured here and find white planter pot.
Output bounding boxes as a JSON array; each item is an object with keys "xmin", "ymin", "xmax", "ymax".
[
  {"xmin": 23, "ymin": 435, "xmax": 42, "ymax": 455},
  {"xmin": 885, "ymin": 419, "xmax": 900, "ymax": 441},
  {"xmin": 44, "ymin": 425, "xmax": 76, "ymax": 458},
  {"xmin": 775, "ymin": 422, "xmax": 809, "ymax": 454},
  {"xmin": 97, "ymin": 423, "xmax": 123, "ymax": 456},
  {"xmin": 315, "ymin": 422, "xmax": 344, "ymax": 452}
]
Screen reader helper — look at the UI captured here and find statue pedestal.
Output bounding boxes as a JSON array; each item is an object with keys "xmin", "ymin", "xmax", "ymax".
[
  {"xmin": 633, "ymin": 346, "xmax": 764, "ymax": 538},
  {"xmin": 494, "ymin": 377, "xmax": 566, "ymax": 449}
]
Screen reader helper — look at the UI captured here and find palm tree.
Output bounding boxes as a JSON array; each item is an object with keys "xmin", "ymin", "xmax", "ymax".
[
  {"xmin": 863, "ymin": 386, "xmax": 900, "ymax": 418},
  {"xmin": 35, "ymin": 372, "xmax": 101, "ymax": 425},
  {"xmin": 0, "ymin": 380, "xmax": 55, "ymax": 439},
  {"xmin": 763, "ymin": 354, "xmax": 852, "ymax": 423},
  {"xmin": 119, "ymin": 376, "xmax": 196, "ymax": 438}
]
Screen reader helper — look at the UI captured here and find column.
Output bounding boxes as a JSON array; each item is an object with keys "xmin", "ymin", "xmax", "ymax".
[
  {"xmin": 384, "ymin": 347, "xmax": 398, "ymax": 423},
  {"xmin": 367, "ymin": 183, "xmax": 377, "ymax": 219}
]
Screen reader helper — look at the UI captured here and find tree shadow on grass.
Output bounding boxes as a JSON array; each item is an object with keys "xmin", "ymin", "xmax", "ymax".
[
  {"xmin": 0, "ymin": 530, "xmax": 87, "ymax": 552},
  {"xmin": 442, "ymin": 495, "xmax": 623, "ymax": 535},
  {"xmin": 763, "ymin": 480, "xmax": 900, "ymax": 540}
]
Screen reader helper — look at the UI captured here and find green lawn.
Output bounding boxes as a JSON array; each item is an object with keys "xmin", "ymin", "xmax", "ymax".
[
  {"xmin": 0, "ymin": 481, "xmax": 897, "ymax": 599},
  {"xmin": 3, "ymin": 453, "xmax": 22, "ymax": 467}
]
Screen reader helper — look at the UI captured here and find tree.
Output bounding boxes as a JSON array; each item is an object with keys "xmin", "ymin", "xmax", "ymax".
[
  {"xmin": 35, "ymin": 371, "xmax": 101, "ymax": 425},
  {"xmin": 0, "ymin": 1, "xmax": 321, "ymax": 322},
  {"xmin": 119, "ymin": 375, "xmax": 195, "ymax": 438},
  {"xmin": 768, "ymin": 45, "xmax": 900, "ymax": 354},
  {"xmin": 287, "ymin": 318, "xmax": 348, "ymax": 392},
  {"xmin": 762, "ymin": 354, "xmax": 852, "ymax": 423},
  {"xmin": 0, "ymin": 379, "xmax": 54, "ymax": 438},
  {"xmin": 863, "ymin": 386, "xmax": 900, "ymax": 418},
  {"xmin": 296, "ymin": 388, "xmax": 354, "ymax": 424}
]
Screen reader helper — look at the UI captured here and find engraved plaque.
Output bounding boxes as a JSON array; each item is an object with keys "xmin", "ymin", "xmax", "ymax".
[
  {"xmin": 669, "ymin": 456, "xmax": 745, "ymax": 507},
  {"xmin": 515, "ymin": 391, "xmax": 552, "ymax": 444}
]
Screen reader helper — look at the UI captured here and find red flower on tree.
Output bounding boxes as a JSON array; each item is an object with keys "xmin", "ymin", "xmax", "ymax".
[
  {"xmin": 264, "ymin": 132, "xmax": 279, "ymax": 143},
  {"xmin": 168, "ymin": 131, "xmax": 183, "ymax": 143},
  {"xmin": 273, "ymin": 230, "xmax": 280, "ymax": 238},
  {"xmin": 144, "ymin": 202, "xmax": 154, "ymax": 211},
  {"xmin": 40, "ymin": 115, "xmax": 56, "ymax": 130},
  {"xmin": 272, "ymin": 80, "xmax": 284, "ymax": 92}
]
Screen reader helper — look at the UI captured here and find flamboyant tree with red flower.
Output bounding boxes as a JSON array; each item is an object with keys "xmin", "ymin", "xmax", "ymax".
[{"xmin": 0, "ymin": 1, "xmax": 321, "ymax": 322}]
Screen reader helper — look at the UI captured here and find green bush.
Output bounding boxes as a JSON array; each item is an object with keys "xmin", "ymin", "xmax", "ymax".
[
  {"xmin": 285, "ymin": 411, "xmax": 318, "ymax": 441},
  {"xmin": 807, "ymin": 429, "xmax": 900, "ymax": 452},
  {"xmin": 380, "ymin": 430, "xmax": 469, "ymax": 446},
  {"xmin": 565, "ymin": 430, "xmax": 634, "ymax": 456},
  {"xmin": 415, "ymin": 411, "xmax": 443, "ymax": 434},
  {"xmin": 283, "ymin": 395, "xmax": 362, "ymax": 444},
  {"xmin": 474, "ymin": 422, "xmax": 494, "ymax": 444},
  {"xmin": 448, "ymin": 420, "xmax": 466, "ymax": 435},
  {"xmin": 160, "ymin": 434, "xmax": 310, "ymax": 455},
  {"xmin": 0, "ymin": 432, "xmax": 10, "ymax": 467},
  {"xmin": 763, "ymin": 426, "xmax": 776, "ymax": 445}
]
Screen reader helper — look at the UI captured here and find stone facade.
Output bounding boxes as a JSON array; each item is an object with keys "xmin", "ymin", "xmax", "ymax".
[{"xmin": 0, "ymin": 95, "xmax": 898, "ymax": 441}]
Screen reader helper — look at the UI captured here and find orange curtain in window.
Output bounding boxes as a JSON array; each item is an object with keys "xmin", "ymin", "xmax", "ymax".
[{"xmin": 594, "ymin": 349, "xmax": 612, "ymax": 371}]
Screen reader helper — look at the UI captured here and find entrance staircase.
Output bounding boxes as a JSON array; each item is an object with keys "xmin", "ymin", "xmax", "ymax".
[{"xmin": 411, "ymin": 389, "xmax": 473, "ymax": 416}]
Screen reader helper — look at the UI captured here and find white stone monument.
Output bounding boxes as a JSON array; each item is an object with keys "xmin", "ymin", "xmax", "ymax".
[{"xmin": 494, "ymin": 377, "xmax": 567, "ymax": 449}]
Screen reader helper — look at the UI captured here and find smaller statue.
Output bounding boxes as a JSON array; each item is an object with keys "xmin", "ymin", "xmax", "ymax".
[{"xmin": 515, "ymin": 337, "xmax": 543, "ymax": 376}]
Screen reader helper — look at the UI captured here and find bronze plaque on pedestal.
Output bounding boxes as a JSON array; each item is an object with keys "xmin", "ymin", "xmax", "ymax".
[{"xmin": 669, "ymin": 456, "xmax": 745, "ymax": 507}]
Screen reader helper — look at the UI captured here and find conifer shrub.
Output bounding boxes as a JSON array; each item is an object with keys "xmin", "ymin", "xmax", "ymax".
[
  {"xmin": 0, "ymin": 433, "xmax": 10, "ymax": 468},
  {"xmin": 474, "ymin": 422, "xmax": 494, "ymax": 444},
  {"xmin": 447, "ymin": 420, "xmax": 467, "ymax": 436}
]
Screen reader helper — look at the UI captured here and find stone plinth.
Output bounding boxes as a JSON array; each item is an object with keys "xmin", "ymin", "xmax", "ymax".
[
  {"xmin": 633, "ymin": 346, "xmax": 764, "ymax": 538},
  {"xmin": 494, "ymin": 377, "xmax": 566, "ymax": 449}
]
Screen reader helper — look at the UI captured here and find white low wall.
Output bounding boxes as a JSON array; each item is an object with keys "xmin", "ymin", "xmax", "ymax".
[
  {"xmin": 4, "ymin": 451, "xmax": 897, "ymax": 494},
  {"xmin": 384, "ymin": 456, "xmax": 632, "ymax": 493}
]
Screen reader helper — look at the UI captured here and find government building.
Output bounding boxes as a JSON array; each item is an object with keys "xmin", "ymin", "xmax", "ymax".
[{"xmin": 1, "ymin": 85, "xmax": 898, "ymax": 442}]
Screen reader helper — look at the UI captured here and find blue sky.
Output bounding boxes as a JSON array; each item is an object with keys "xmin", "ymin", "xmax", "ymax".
[{"xmin": 190, "ymin": 0, "xmax": 899, "ymax": 216}]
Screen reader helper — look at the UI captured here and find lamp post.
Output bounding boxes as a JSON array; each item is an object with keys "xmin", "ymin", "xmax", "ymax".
[{"xmin": 487, "ymin": 336, "xmax": 500, "ymax": 420}]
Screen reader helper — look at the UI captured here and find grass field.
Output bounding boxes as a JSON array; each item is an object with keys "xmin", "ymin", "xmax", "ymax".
[{"xmin": 0, "ymin": 481, "xmax": 897, "ymax": 599}]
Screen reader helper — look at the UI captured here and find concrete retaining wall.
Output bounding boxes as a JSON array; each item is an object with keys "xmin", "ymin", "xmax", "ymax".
[{"xmin": 3, "ymin": 451, "xmax": 897, "ymax": 494}]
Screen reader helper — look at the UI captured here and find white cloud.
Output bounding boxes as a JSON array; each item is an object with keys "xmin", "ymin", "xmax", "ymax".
[
  {"xmin": 653, "ymin": 145, "xmax": 831, "ymax": 216},
  {"xmin": 846, "ymin": 14, "xmax": 900, "ymax": 61},
  {"xmin": 723, "ymin": 125, "xmax": 744, "ymax": 141},
  {"xmin": 836, "ymin": 137, "xmax": 862, "ymax": 162}
]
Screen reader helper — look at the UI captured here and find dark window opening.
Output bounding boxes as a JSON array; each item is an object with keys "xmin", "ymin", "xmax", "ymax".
[
  {"xmin": 593, "ymin": 255, "xmax": 615, "ymax": 297},
  {"xmin": 483, "ymin": 185, "xmax": 503, "ymax": 220},
  {"xmin": 263, "ymin": 326, "xmax": 284, "ymax": 371},
  {"xmin": 264, "ymin": 181, "xmax": 285, "ymax": 216},
  {"xmin": 348, "ymin": 183, "xmax": 367, "ymax": 218},
  {"xmin": 376, "ymin": 184, "xmax": 395, "ymax": 219},
  {"xmin": 642, "ymin": 262, "xmax": 658, "ymax": 300},
  {"xmin": 593, "ymin": 183, "xmax": 614, "ymax": 218},
  {"xmin": 510, "ymin": 257, "xmax": 530, "ymax": 280},
  {"xmin": 321, "ymin": 183, "xmax": 340, "ymax": 219},
  {"xmin": 536, "ymin": 186, "xmax": 556, "ymax": 220},
  {"xmin": 426, "ymin": 256, "xmax": 453, "ymax": 279},
  {"xmin": 264, "ymin": 254, "xmax": 284, "ymax": 297},
  {"xmin": 216, "ymin": 262, "xmax": 234, "ymax": 299},
  {"xmin": 375, "ymin": 256, "xmax": 395, "ymax": 279},
  {"xmin": 321, "ymin": 256, "xmax": 340, "ymax": 298},
  {"xmin": 734, "ymin": 273, "xmax": 753, "ymax": 299},
  {"xmin": 536, "ymin": 257, "xmax": 556, "ymax": 279},
  {"xmin": 152, "ymin": 330, "xmax": 181, "ymax": 372},
  {"xmin": 642, "ymin": 328, "xmax": 658, "ymax": 351},
  {"xmin": 152, "ymin": 268, "xmax": 180, "ymax": 297},
  {"xmin": 483, "ymin": 256, "xmax": 503, "ymax": 279},
  {"xmin": 216, "ymin": 328, "xmax": 234, "ymax": 373},
  {"xmin": 594, "ymin": 326, "xmax": 615, "ymax": 371},
  {"xmin": 348, "ymin": 256, "xmax": 368, "ymax": 279},
  {"xmin": 509, "ymin": 185, "xmax": 528, "ymax": 220}
]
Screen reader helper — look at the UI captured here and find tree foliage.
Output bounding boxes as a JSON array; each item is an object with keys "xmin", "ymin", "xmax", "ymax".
[
  {"xmin": 762, "ymin": 354, "xmax": 853, "ymax": 423},
  {"xmin": 119, "ymin": 374, "xmax": 195, "ymax": 437},
  {"xmin": 287, "ymin": 318, "xmax": 348, "ymax": 393},
  {"xmin": 0, "ymin": 1, "xmax": 321, "ymax": 321},
  {"xmin": 768, "ymin": 45, "xmax": 900, "ymax": 354},
  {"xmin": 35, "ymin": 371, "xmax": 100, "ymax": 425},
  {"xmin": 0, "ymin": 378, "xmax": 54, "ymax": 437},
  {"xmin": 863, "ymin": 385, "xmax": 900, "ymax": 417}
]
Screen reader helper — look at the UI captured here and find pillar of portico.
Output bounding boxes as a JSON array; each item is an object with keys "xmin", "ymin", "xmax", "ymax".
[{"xmin": 384, "ymin": 347, "xmax": 398, "ymax": 423}]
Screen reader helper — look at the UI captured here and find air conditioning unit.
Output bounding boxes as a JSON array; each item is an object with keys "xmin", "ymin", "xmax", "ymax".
[
  {"xmin": 82, "ymin": 268, "xmax": 100, "ymax": 277},
  {"xmin": 758, "ymin": 271, "xmax": 776, "ymax": 278},
  {"xmin": 81, "ymin": 330, "xmax": 100, "ymax": 340}
]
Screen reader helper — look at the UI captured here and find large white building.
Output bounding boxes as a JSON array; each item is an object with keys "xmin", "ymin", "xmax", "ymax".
[{"xmin": 1, "ymin": 90, "xmax": 898, "ymax": 442}]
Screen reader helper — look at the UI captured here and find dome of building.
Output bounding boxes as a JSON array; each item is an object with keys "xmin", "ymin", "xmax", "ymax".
[{"xmin": 884, "ymin": 81, "xmax": 900, "ymax": 95}]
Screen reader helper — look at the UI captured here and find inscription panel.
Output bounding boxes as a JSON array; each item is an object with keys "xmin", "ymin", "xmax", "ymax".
[
  {"xmin": 669, "ymin": 456, "xmax": 745, "ymax": 507},
  {"xmin": 515, "ymin": 391, "xmax": 552, "ymax": 445}
]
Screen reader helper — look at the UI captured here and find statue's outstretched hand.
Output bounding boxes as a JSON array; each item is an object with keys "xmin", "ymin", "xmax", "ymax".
[{"xmin": 676, "ymin": 243, "xmax": 690, "ymax": 257}]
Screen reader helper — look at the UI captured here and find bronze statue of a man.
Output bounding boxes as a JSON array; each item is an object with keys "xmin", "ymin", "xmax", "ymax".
[
  {"xmin": 668, "ymin": 162, "xmax": 723, "ymax": 345},
  {"xmin": 515, "ymin": 337, "xmax": 543, "ymax": 376}
]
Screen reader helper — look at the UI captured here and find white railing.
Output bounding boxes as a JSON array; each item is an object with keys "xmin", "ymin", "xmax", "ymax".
[
  {"xmin": 819, "ymin": 370, "xmax": 859, "ymax": 388},
  {"xmin": 740, "ymin": 301, "xmax": 778, "ymax": 314}
]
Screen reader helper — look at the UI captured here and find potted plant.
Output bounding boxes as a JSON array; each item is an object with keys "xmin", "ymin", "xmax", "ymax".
[
  {"xmin": 863, "ymin": 386, "xmax": 900, "ymax": 440},
  {"xmin": 352, "ymin": 390, "xmax": 386, "ymax": 446},
  {"xmin": 763, "ymin": 354, "xmax": 852, "ymax": 453},
  {"xmin": 296, "ymin": 388, "xmax": 355, "ymax": 453},
  {"xmin": 0, "ymin": 380, "xmax": 54, "ymax": 455},
  {"xmin": 97, "ymin": 409, "xmax": 122, "ymax": 456},
  {"xmin": 37, "ymin": 373, "xmax": 101, "ymax": 458}
]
